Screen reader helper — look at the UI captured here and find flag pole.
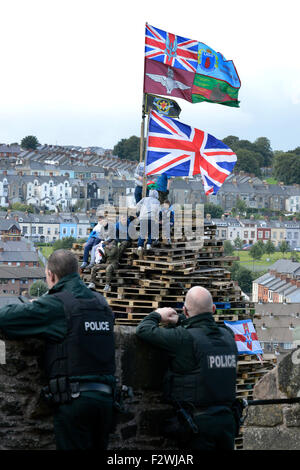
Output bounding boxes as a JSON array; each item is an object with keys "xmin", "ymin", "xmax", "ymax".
[
  {"xmin": 139, "ymin": 94, "xmax": 146, "ymax": 163},
  {"xmin": 142, "ymin": 105, "xmax": 151, "ymax": 198}
]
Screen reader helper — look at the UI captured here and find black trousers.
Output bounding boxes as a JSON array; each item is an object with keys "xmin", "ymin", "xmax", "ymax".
[
  {"xmin": 164, "ymin": 408, "xmax": 236, "ymax": 451},
  {"xmin": 189, "ymin": 409, "xmax": 236, "ymax": 450},
  {"xmin": 53, "ymin": 392, "xmax": 114, "ymax": 450}
]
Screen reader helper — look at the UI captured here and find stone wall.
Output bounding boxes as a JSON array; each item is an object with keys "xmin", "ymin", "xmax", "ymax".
[
  {"xmin": 243, "ymin": 347, "xmax": 300, "ymax": 450},
  {"xmin": 2, "ymin": 325, "xmax": 299, "ymax": 451},
  {"xmin": 0, "ymin": 326, "xmax": 175, "ymax": 450}
]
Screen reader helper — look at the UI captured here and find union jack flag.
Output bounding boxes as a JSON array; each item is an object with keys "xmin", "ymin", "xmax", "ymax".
[
  {"xmin": 145, "ymin": 111, "xmax": 237, "ymax": 195},
  {"xmin": 145, "ymin": 23, "xmax": 198, "ymax": 73}
]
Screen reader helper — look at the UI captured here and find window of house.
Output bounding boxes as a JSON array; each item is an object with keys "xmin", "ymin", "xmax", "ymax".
[
  {"xmin": 244, "ymin": 231, "xmax": 248, "ymax": 238},
  {"xmin": 251, "ymin": 231, "xmax": 255, "ymax": 238},
  {"xmin": 38, "ymin": 227, "xmax": 43, "ymax": 235},
  {"xmin": 258, "ymin": 232, "xmax": 263, "ymax": 238}
]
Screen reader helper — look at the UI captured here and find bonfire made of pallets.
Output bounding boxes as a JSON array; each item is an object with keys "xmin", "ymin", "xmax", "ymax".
[{"xmin": 72, "ymin": 217, "xmax": 276, "ymax": 449}]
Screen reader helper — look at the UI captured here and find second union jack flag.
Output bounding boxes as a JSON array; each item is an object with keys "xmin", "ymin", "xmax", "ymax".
[
  {"xmin": 144, "ymin": 23, "xmax": 241, "ymax": 107},
  {"xmin": 145, "ymin": 111, "xmax": 237, "ymax": 195},
  {"xmin": 145, "ymin": 23, "xmax": 198, "ymax": 73}
]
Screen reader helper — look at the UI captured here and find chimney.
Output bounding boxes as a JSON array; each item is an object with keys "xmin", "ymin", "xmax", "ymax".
[
  {"xmin": 206, "ymin": 213, "xmax": 211, "ymax": 220},
  {"xmin": 49, "ymin": 172, "xmax": 53, "ymax": 177},
  {"xmin": 65, "ymin": 173, "xmax": 70, "ymax": 178},
  {"xmin": 18, "ymin": 171, "xmax": 23, "ymax": 176},
  {"xmin": 3, "ymin": 170, "xmax": 7, "ymax": 176},
  {"xmin": 14, "ymin": 215, "xmax": 19, "ymax": 222},
  {"xmin": 250, "ymin": 215, "xmax": 254, "ymax": 220},
  {"xmin": 34, "ymin": 172, "xmax": 38, "ymax": 176}
]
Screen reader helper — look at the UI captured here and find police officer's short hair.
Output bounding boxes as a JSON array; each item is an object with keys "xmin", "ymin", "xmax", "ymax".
[{"xmin": 47, "ymin": 249, "xmax": 78, "ymax": 279}]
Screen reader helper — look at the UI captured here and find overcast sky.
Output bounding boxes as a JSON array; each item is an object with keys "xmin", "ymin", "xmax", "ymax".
[{"xmin": 0, "ymin": 0, "xmax": 299, "ymax": 152}]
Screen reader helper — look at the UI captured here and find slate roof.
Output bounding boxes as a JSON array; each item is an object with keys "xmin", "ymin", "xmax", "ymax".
[
  {"xmin": 0, "ymin": 252, "xmax": 39, "ymax": 262},
  {"xmin": 0, "ymin": 220, "xmax": 21, "ymax": 231},
  {"xmin": 0, "ymin": 265, "xmax": 45, "ymax": 278}
]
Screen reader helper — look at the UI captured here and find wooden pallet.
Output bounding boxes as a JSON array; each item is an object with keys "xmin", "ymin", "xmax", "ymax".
[{"xmin": 73, "ymin": 219, "xmax": 276, "ymax": 450}]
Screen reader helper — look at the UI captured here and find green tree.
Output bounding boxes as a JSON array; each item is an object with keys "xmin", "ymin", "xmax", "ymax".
[
  {"xmin": 21, "ymin": 135, "xmax": 39, "ymax": 150},
  {"xmin": 254, "ymin": 137, "xmax": 273, "ymax": 167},
  {"xmin": 256, "ymin": 239, "xmax": 265, "ymax": 253},
  {"xmin": 235, "ymin": 266, "xmax": 254, "ymax": 294},
  {"xmin": 113, "ymin": 136, "xmax": 144, "ymax": 161},
  {"xmin": 264, "ymin": 239, "xmax": 276, "ymax": 255},
  {"xmin": 234, "ymin": 148, "xmax": 262, "ymax": 177},
  {"xmin": 250, "ymin": 243, "xmax": 264, "ymax": 261},
  {"xmin": 10, "ymin": 202, "xmax": 34, "ymax": 213},
  {"xmin": 230, "ymin": 262, "xmax": 254, "ymax": 294},
  {"xmin": 223, "ymin": 240, "xmax": 234, "ymax": 255},
  {"xmin": 204, "ymin": 202, "xmax": 223, "ymax": 218},
  {"xmin": 279, "ymin": 240, "xmax": 289, "ymax": 256},
  {"xmin": 235, "ymin": 197, "xmax": 247, "ymax": 214},
  {"xmin": 234, "ymin": 237, "xmax": 243, "ymax": 250},
  {"xmin": 223, "ymin": 135, "xmax": 240, "ymax": 151},
  {"xmin": 273, "ymin": 152, "xmax": 300, "ymax": 185},
  {"xmin": 53, "ymin": 236, "xmax": 76, "ymax": 251},
  {"xmin": 29, "ymin": 280, "xmax": 48, "ymax": 297}
]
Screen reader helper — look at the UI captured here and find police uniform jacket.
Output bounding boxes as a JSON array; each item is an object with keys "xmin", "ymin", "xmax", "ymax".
[
  {"xmin": 136, "ymin": 311, "xmax": 238, "ymax": 408},
  {"xmin": 0, "ymin": 272, "xmax": 115, "ymax": 388}
]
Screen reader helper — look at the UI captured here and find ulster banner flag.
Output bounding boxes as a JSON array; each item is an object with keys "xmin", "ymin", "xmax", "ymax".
[{"xmin": 224, "ymin": 319, "xmax": 263, "ymax": 356}]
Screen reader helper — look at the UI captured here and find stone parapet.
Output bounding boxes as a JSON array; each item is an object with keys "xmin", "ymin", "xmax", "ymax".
[
  {"xmin": 0, "ymin": 326, "xmax": 174, "ymax": 450},
  {"xmin": 243, "ymin": 348, "xmax": 300, "ymax": 450}
]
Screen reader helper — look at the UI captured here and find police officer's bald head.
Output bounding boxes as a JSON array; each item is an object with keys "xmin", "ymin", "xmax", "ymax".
[{"xmin": 184, "ymin": 286, "xmax": 216, "ymax": 317}]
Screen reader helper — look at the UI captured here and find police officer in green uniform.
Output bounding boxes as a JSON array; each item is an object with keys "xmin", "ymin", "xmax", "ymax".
[
  {"xmin": 136, "ymin": 286, "xmax": 238, "ymax": 450},
  {"xmin": 0, "ymin": 249, "xmax": 116, "ymax": 450}
]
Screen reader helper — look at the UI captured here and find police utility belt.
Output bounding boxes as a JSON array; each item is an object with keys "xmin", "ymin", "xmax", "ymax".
[{"xmin": 41, "ymin": 377, "xmax": 112, "ymax": 405}]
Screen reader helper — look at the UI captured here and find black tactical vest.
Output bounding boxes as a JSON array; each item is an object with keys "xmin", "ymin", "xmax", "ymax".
[
  {"xmin": 44, "ymin": 291, "xmax": 115, "ymax": 379},
  {"xmin": 163, "ymin": 325, "xmax": 238, "ymax": 407}
]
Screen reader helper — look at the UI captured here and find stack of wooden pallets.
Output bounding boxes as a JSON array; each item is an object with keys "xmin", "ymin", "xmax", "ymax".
[{"xmin": 72, "ymin": 216, "xmax": 276, "ymax": 449}]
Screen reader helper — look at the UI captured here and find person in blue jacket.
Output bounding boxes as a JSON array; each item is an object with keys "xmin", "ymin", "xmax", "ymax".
[
  {"xmin": 156, "ymin": 174, "xmax": 171, "ymax": 204},
  {"xmin": 81, "ymin": 216, "xmax": 103, "ymax": 268}
]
